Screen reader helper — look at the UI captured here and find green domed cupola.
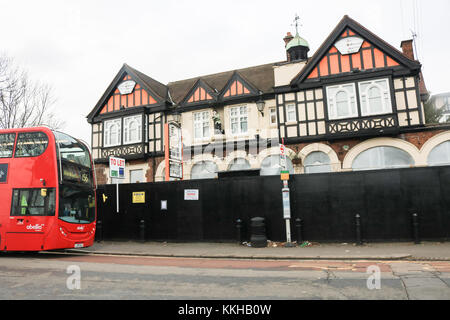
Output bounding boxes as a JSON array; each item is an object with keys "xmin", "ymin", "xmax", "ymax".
[
  {"xmin": 286, "ymin": 32, "xmax": 310, "ymax": 61},
  {"xmin": 284, "ymin": 14, "xmax": 310, "ymax": 62}
]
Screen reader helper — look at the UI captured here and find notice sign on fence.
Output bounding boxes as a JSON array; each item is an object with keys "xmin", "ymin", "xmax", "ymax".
[
  {"xmin": 132, "ymin": 191, "xmax": 146, "ymax": 204},
  {"xmin": 184, "ymin": 189, "xmax": 199, "ymax": 201}
]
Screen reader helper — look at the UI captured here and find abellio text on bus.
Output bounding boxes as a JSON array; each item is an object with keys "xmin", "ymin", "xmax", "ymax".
[{"xmin": 0, "ymin": 127, "xmax": 97, "ymax": 251}]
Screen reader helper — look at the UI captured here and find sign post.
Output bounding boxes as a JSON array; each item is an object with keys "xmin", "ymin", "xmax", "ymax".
[
  {"xmin": 280, "ymin": 142, "xmax": 294, "ymax": 247},
  {"xmin": 109, "ymin": 156, "xmax": 125, "ymax": 213}
]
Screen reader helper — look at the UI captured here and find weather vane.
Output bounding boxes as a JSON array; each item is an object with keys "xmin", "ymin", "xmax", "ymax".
[{"xmin": 292, "ymin": 14, "xmax": 302, "ymax": 34}]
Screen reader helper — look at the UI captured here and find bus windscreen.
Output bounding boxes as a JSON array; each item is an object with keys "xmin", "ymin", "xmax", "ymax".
[
  {"xmin": 54, "ymin": 132, "xmax": 91, "ymax": 168},
  {"xmin": 59, "ymin": 185, "xmax": 95, "ymax": 224}
]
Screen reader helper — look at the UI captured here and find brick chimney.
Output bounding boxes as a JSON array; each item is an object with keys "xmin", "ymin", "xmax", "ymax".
[
  {"xmin": 400, "ymin": 39, "xmax": 415, "ymax": 60},
  {"xmin": 401, "ymin": 39, "xmax": 429, "ymax": 101},
  {"xmin": 283, "ymin": 32, "xmax": 294, "ymax": 61},
  {"xmin": 283, "ymin": 32, "xmax": 294, "ymax": 47}
]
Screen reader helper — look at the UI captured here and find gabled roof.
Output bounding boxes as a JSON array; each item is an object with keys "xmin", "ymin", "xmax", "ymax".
[
  {"xmin": 126, "ymin": 64, "xmax": 168, "ymax": 102},
  {"xmin": 219, "ymin": 70, "xmax": 260, "ymax": 100},
  {"xmin": 179, "ymin": 78, "xmax": 218, "ymax": 106},
  {"xmin": 290, "ymin": 15, "xmax": 422, "ymax": 86},
  {"xmin": 167, "ymin": 62, "xmax": 276, "ymax": 105},
  {"xmin": 87, "ymin": 64, "xmax": 168, "ymax": 122}
]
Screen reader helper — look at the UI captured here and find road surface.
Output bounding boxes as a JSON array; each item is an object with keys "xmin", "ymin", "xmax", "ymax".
[{"xmin": 0, "ymin": 252, "xmax": 449, "ymax": 300}]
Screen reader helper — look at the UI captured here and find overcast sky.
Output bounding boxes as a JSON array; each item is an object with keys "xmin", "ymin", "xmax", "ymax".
[{"xmin": 1, "ymin": 0, "xmax": 449, "ymax": 145}]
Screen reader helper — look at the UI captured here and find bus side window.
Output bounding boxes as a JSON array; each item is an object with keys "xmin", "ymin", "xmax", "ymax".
[{"xmin": 11, "ymin": 189, "xmax": 56, "ymax": 216}]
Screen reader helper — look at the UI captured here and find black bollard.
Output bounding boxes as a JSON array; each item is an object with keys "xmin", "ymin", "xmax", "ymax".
[
  {"xmin": 96, "ymin": 220, "xmax": 103, "ymax": 242},
  {"xmin": 295, "ymin": 218, "xmax": 303, "ymax": 243},
  {"xmin": 139, "ymin": 219, "xmax": 145, "ymax": 242},
  {"xmin": 236, "ymin": 219, "xmax": 243, "ymax": 244},
  {"xmin": 412, "ymin": 213, "xmax": 420, "ymax": 244},
  {"xmin": 355, "ymin": 214, "xmax": 362, "ymax": 246}
]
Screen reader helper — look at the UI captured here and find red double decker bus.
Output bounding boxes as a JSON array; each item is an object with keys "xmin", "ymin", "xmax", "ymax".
[{"xmin": 0, "ymin": 127, "xmax": 96, "ymax": 251}]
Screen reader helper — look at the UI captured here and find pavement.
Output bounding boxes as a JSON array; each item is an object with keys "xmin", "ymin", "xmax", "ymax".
[{"xmin": 65, "ymin": 240, "xmax": 450, "ymax": 261}]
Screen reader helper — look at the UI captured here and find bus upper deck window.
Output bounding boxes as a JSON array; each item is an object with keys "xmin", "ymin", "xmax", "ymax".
[
  {"xmin": 15, "ymin": 132, "xmax": 49, "ymax": 157},
  {"xmin": 0, "ymin": 133, "xmax": 16, "ymax": 158}
]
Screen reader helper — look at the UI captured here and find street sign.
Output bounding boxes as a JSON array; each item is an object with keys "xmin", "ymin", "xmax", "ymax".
[
  {"xmin": 281, "ymin": 171, "xmax": 290, "ymax": 181},
  {"xmin": 282, "ymin": 187, "xmax": 291, "ymax": 219},
  {"xmin": 109, "ymin": 157, "xmax": 125, "ymax": 179},
  {"xmin": 280, "ymin": 144, "xmax": 287, "ymax": 170}
]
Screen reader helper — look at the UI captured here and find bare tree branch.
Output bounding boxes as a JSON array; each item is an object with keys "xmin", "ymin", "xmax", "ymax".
[{"xmin": 0, "ymin": 54, "xmax": 64, "ymax": 130}]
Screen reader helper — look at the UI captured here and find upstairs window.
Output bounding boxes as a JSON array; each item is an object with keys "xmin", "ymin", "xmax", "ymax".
[
  {"xmin": 194, "ymin": 111, "xmax": 210, "ymax": 140},
  {"xmin": 359, "ymin": 79, "xmax": 392, "ymax": 116},
  {"xmin": 230, "ymin": 106, "xmax": 248, "ymax": 135},
  {"xmin": 104, "ymin": 119, "xmax": 121, "ymax": 147},
  {"xmin": 326, "ymin": 83, "xmax": 357, "ymax": 120},
  {"xmin": 269, "ymin": 108, "xmax": 277, "ymax": 125},
  {"xmin": 286, "ymin": 104, "xmax": 297, "ymax": 122},
  {"xmin": 123, "ymin": 115, "xmax": 142, "ymax": 144}
]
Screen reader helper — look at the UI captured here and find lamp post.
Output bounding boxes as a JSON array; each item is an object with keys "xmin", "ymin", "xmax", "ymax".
[
  {"xmin": 172, "ymin": 109, "xmax": 181, "ymax": 124},
  {"xmin": 256, "ymin": 94, "xmax": 265, "ymax": 116}
]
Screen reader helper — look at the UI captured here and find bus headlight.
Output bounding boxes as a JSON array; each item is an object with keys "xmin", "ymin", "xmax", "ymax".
[{"xmin": 59, "ymin": 227, "xmax": 68, "ymax": 237}]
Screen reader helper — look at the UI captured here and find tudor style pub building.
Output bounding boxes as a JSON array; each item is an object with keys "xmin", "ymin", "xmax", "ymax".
[{"xmin": 87, "ymin": 16, "xmax": 450, "ymax": 184}]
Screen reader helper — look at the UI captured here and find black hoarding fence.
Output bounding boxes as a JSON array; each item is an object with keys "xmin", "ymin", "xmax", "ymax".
[{"xmin": 95, "ymin": 166, "xmax": 450, "ymax": 243}]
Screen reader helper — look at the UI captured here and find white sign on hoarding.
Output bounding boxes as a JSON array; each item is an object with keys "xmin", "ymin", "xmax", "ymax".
[
  {"xmin": 109, "ymin": 157, "xmax": 126, "ymax": 179},
  {"xmin": 184, "ymin": 189, "xmax": 199, "ymax": 201}
]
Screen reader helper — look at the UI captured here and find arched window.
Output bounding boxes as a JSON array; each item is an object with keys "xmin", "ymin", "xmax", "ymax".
[
  {"xmin": 352, "ymin": 146, "xmax": 413, "ymax": 171},
  {"xmin": 260, "ymin": 155, "xmax": 294, "ymax": 176},
  {"xmin": 336, "ymin": 91, "xmax": 349, "ymax": 118},
  {"xmin": 427, "ymin": 141, "xmax": 450, "ymax": 166},
  {"xmin": 124, "ymin": 115, "xmax": 142, "ymax": 144},
  {"xmin": 326, "ymin": 83, "xmax": 357, "ymax": 119},
  {"xmin": 304, "ymin": 152, "xmax": 331, "ymax": 174},
  {"xmin": 368, "ymin": 86, "xmax": 383, "ymax": 113},
  {"xmin": 358, "ymin": 79, "xmax": 392, "ymax": 116},
  {"xmin": 228, "ymin": 158, "xmax": 251, "ymax": 171},
  {"xmin": 191, "ymin": 161, "xmax": 218, "ymax": 180},
  {"xmin": 104, "ymin": 119, "xmax": 121, "ymax": 147}
]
